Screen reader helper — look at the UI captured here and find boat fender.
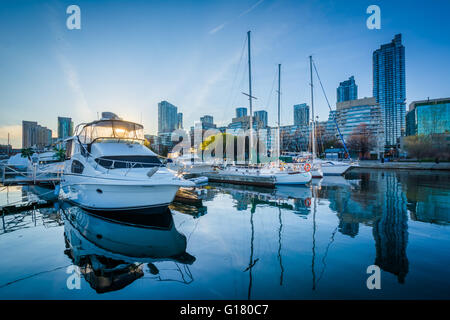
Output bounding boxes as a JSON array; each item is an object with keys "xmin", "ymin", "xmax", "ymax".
[{"xmin": 146, "ymin": 167, "xmax": 159, "ymax": 178}]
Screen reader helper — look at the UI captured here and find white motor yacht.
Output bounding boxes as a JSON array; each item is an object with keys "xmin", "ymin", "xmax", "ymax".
[{"xmin": 60, "ymin": 113, "xmax": 194, "ymax": 212}]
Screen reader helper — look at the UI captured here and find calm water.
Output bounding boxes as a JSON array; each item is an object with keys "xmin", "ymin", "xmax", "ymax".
[{"xmin": 0, "ymin": 169, "xmax": 449, "ymax": 299}]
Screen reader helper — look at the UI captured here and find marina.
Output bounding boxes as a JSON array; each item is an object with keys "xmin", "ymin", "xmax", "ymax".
[{"xmin": 0, "ymin": 0, "xmax": 449, "ymax": 307}]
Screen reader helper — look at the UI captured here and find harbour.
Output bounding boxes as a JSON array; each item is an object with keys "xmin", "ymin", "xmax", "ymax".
[{"xmin": 1, "ymin": 0, "xmax": 449, "ymax": 307}]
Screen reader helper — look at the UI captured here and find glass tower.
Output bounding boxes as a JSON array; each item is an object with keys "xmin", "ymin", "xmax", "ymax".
[
  {"xmin": 158, "ymin": 101, "xmax": 178, "ymax": 134},
  {"xmin": 293, "ymin": 104, "xmax": 310, "ymax": 126},
  {"xmin": 407, "ymin": 98, "xmax": 450, "ymax": 135},
  {"xmin": 236, "ymin": 107, "xmax": 247, "ymax": 118},
  {"xmin": 58, "ymin": 117, "xmax": 74, "ymax": 140},
  {"xmin": 254, "ymin": 110, "xmax": 268, "ymax": 128},
  {"xmin": 373, "ymin": 34, "xmax": 406, "ymax": 147},
  {"xmin": 337, "ymin": 76, "xmax": 357, "ymax": 103}
]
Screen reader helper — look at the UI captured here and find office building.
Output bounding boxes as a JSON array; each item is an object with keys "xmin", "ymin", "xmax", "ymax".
[
  {"xmin": 373, "ymin": 34, "xmax": 406, "ymax": 147},
  {"xmin": 293, "ymin": 104, "xmax": 309, "ymax": 126},
  {"xmin": 22, "ymin": 121, "xmax": 52, "ymax": 149},
  {"xmin": 254, "ymin": 110, "xmax": 268, "ymax": 128},
  {"xmin": 324, "ymin": 110, "xmax": 338, "ymax": 139},
  {"xmin": 57, "ymin": 117, "xmax": 73, "ymax": 140},
  {"xmin": 337, "ymin": 76, "xmax": 358, "ymax": 103},
  {"xmin": 236, "ymin": 107, "xmax": 247, "ymax": 118},
  {"xmin": 406, "ymin": 97, "xmax": 450, "ymax": 136},
  {"xmin": 177, "ymin": 113, "xmax": 183, "ymax": 130},
  {"xmin": 336, "ymin": 97, "xmax": 385, "ymax": 156},
  {"xmin": 158, "ymin": 101, "xmax": 178, "ymax": 134}
]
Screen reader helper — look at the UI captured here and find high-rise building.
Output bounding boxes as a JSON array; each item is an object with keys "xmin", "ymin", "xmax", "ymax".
[
  {"xmin": 200, "ymin": 115, "xmax": 213, "ymax": 125},
  {"xmin": 325, "ymin": 110, "xmax": 338, "ymax": 139},
  {"xmin": 293, "ymin": 104, "xmax": 309, "ymax": 126},
  {"xmin": 373, "ymin": 34, "xmax": 406, "ymax": 147},
  {"xmin": 337, "ymin": 76, "xmax": 358, "ymax": 103},
  {"xmin": 254, "ymin": 110, "xmax": 268, "ymax": 128},
  {"xmin": 177, "ymin": 113, "xmax": 183, "ymax": 129},
  {"xmin": 336, "ymin": 97, "xmax": 385, "ymax": 156},
  {"xmin": 236, "ymin": 107, "xmax": 247, "ymax": 118},
  {"xmin": 158, "ymin": 101, "xmax": 178, "ymax": 134},
  {"xmin": 279, "ymin": 125, "xmax": 311, "ymax": 152},
  {"xmin": 22, "ymin": 121, "xmax": 52, "ymax": 149},
  {"xmin": 58, "ymin": 117, "xmax": 73, "ymax": 140},
  {"xmin": 199, "ymin": 115, "xmax": 216, "ymax": 130},
  {"xmin": 406, "ymin": 97, "xmax": 450, "ymax": 136}
]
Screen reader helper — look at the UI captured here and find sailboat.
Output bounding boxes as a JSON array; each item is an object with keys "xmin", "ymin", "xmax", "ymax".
[
  {"xmin": 308, "ymin": 56, "xmax": 324, "ymax": 179},
  {"xmin": 220, "ymin": 32, "xmax": 312, "ymax": 185},
  {"xmin": 309, "ymin": 56, "xmax": 356, "ymax": 176}
]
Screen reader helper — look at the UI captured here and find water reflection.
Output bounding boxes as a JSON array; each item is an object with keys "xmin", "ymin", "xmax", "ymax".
[
  {"xmin": 61, "ymin": 205, "xmax": 195, "ymax": 293},
  {"xmin": 0, "ymin": 169, "xmax": 449, "ymax": 298},
  {"xmin": 207, "ymin": 182, "xmax": 312, "ymax": 216}
]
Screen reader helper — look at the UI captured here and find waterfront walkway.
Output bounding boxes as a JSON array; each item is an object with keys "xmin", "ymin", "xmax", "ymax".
[{"xmin": 356, "ymin": 160, "xmax": 450, "ymax": 170}]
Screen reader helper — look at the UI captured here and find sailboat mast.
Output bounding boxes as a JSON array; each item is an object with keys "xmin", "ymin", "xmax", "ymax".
[
  {"xmin": 247, "ymin": 31, "xmax": 253, "ymax": 164},
  {"xmin": 277, "ymin": 64, "xmax": 281, "ymax": 167},
  {"xmin": 309, "ymin": 56, "xmax": 316, "ymax": 161}
]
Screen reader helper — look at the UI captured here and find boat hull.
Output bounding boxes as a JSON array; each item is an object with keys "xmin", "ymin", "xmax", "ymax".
[
  {"xmin": 311, "ymin": 169, "xmax": 323, "ymax": 179},
  {"xmin": 321, "ymin": 164, "xmax": 351, "ymax": 176},
  {"xmin": 61, "ymin": 182, "xmax": 180, "ymax": 212},
  {"xmin": 273, "ymin": 172, "xmax": 312, "ymax": 185}
]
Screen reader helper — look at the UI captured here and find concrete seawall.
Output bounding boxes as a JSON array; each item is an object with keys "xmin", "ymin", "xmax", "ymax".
[{"xmin": 355, "ymin": 161, "xmax": 450, "ymax": 171}]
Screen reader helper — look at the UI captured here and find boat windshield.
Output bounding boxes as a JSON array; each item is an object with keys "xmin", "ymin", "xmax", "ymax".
[{"xmin": 78, "ymin": 120, "xmax": 144, "ymax": 144}]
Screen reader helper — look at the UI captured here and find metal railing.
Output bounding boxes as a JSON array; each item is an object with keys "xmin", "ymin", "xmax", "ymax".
[{"xmin": 1, "ymin": 162, "xmax": 64, "ymax": 185}]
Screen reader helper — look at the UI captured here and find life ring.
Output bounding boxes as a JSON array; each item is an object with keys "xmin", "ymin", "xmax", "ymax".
[
  {"xmin": 304, "ymin": 198, "xmax": 311, "ymax": 207},
  {"xmin": 304, "ymin": 163, "xmax": 311, "ymax": 172}
]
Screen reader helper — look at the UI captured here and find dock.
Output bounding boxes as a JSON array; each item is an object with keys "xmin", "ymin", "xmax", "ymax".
[
  {"xmin": 1, "ymin": 164, "xmax": 61, "ymax": 186},
  {"xmin": 200, "ymin": 172, "xmax": 276, "ymax": 188}
]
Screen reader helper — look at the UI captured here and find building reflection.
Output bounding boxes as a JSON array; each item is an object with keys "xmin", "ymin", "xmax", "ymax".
[
  {"xmin": 372, "ymin": 172, "xmax": 409, "ymax": 284},
  {"xmin": 399, "ymin": 172, "xmax": 450, "ymax": 225},
  {"xmin": 320, "ymin": 171, "xmax": 409, "ymax": 283}
]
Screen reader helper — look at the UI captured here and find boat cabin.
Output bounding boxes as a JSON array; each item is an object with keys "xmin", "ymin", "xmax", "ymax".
[{"xmin": 66, "ymin": 119, "xmax": 162, "ymax": 169}]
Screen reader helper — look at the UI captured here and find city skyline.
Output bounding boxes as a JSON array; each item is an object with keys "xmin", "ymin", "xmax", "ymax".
[{"xmin": 1, "ymin": 0, "xmax": 450, "ymax": 148}]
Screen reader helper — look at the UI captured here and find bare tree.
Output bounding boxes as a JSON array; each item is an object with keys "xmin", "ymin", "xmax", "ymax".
[{"xmin": 346, "ymin": 123, "xmax": 376, "ymax": 159}]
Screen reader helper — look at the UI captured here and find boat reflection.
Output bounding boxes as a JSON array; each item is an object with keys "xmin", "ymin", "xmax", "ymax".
[
  {"xmin": 206, "ymin": 182, "xmax": 312, "ymax": 215},
  {"xmin": 61, "ymin": 205, "xmax": 195, "ymax": 293}
]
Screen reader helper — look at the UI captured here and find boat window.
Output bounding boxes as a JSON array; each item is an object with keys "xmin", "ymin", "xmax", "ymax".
[
  {"xmin": 71, "ymin": 160, "xmax": 84, "ymax": 174},
  {"xmin": 94, "ymin": 155, "xmax": 162, "ymax": 169},
  {"xmin": 65, "ymin": 140, "xmax": 74, "ymax": 160},
  {"xmin": 78, "ymin": 120, "xmax": 144, "ymax": 144}
]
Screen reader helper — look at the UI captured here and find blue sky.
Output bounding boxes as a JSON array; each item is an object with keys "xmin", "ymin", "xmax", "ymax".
[{"xmin": 1, "ymin": 0, "xmax": 449, "ymax": 147}]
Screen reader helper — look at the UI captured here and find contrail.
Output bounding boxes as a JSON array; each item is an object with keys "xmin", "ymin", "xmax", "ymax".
[{"xmin": 209, "ymin": 0, "xmax": 265, "ymax": 35}]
